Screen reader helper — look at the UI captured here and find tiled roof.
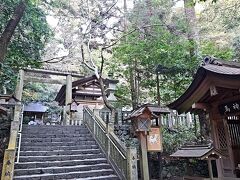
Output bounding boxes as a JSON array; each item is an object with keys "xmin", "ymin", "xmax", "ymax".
[
  {"xmin": 170, "ymin": 145, "xmax": 227, "ymax": 159},
  {"xmin": 204, "ymin": 64, "xmax": 240, "ymax": 75},
  {"xmin": 24, "ymin": 102, "xmax": 48, "ymax": 113},
  {"xmin": 168, "ymin": 57, "xmax": 240, "ymax": 114}
]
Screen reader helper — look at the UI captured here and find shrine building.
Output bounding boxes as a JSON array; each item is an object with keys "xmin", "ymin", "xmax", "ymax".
[{"xmin": 168, "ymin": 57, "xmax": 240, "ymax": 178}]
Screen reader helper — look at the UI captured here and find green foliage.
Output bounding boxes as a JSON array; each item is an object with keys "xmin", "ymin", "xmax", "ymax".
[
  {"xmin": 163, "ymin": 126, "xmax": 197, "ymax": 155},
  {"xmin": 22, "ymin": 82, "xmax": 62, "ymax": 117},
  {"xmin": 0, "ymin": 0, "xmax": 52, "ymax": 92},
  {"xmin": 113, "ymin": 25, "xmax": 198, "ymax": 105},
  {"xmin": 22, "ymin": 83, "xmax": 58, "ymax": 103},
  {"xmin": 111, "ymin": 0, "xmax": 238, "ymax": 107},
  {"xmin": 200, "ymin": 41, "xmax": 233, "ymax": 60}
]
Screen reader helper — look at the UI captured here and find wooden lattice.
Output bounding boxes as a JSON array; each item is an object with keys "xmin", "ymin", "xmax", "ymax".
[
  {"xmin": 227, "ymin": 115, "xmax": 240, "ymax": 149},
  {"xmin": 217, "ymin": 124, "xmax": 228, "ymax": 150}
]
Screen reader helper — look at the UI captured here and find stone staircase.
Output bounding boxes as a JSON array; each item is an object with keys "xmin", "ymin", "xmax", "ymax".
[{"xmin": 14, "ymin": 125, "xmax": 119, "ymax": 180}]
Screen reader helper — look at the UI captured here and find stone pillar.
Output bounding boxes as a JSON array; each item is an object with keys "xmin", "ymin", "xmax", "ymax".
[
  {"xmin": 65, "ymin": 75, "xmax": 72, "ymax": 105},
  {"xmin": 2, "ymin": 69, "xmax": 24, "ymax": 180},
  {"xmin": 127, "ymin": 146, "xmax": 138, "ymax": 180},
  {"xmin": 93, "ymin": 109, "xmax": 100, "ymax": 117},
  {"xmin": 64, "ymin": 75, "xmax": 72, "ymax": 125},
  {"xmin": 117, "ymin": 108, "xmax": 122, "ymax": 126},
  {"xmin": 1, "ymin": 149, "xmax": 16, "ymax": 180},
  {"xmin": 15, "ymin": 70, "xmax": 24, "ymax": 101}
]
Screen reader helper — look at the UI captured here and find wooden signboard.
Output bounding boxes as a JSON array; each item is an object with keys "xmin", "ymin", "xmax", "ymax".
[
  {"xmin": 218, "ymin": 100, "xmax": 240, "ymax": 115},
  {"xmin": 147, "ymin": 127, "xmax": 162, "ymax": 152}
]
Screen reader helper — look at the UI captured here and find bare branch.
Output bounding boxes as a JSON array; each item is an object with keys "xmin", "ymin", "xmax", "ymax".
[
  {"xmin": 80, "ymin": 44, "xmax": 95, "ymax": 71},
  {"xmin": 42, "ymin": 55, "xmax": 68, "ymax": 63}
]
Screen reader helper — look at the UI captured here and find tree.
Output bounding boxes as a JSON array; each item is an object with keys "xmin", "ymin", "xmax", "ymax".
[
  {"xmin": 0, "ymin": 0, "xmax": 26, "ymax": 63},
  {"xmin": 184, "ymin": 0, "xmax": 199, "ymax": 58},
  {"xmin": 112, "ymin": 0, "xmax": 198, "ymax": 107},
  {"xmin": 0, "ymin": 0, "xmax": 51, "ymax": 92}
]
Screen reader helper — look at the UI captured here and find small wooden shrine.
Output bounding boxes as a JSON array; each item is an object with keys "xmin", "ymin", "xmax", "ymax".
[
  {"xmin": 168, "ymin": 57, "xmax": 240, "ymax": 178},
  {"xmin": 171, "ymin": 144, "xmax": 227, "ymax": 179},
  {"xmin": 55, "ymin": 75, "xmax": 118, "ymax": 105},
  {"xmin": 55, "ymin": 74, "xmax": 118, "ymax": 125},
  {"xmin": 23, "ymin": 102, "xmax": 48, "ymax": 123}
]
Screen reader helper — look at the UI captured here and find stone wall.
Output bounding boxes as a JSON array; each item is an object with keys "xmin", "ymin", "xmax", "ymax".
[
  {"xmin": 148, "ymin": 156, "xmax": 209, "ymax": 179},
  {"xmin": 114, "ymin": 124, "xmax": 210, "ymax": 179}
]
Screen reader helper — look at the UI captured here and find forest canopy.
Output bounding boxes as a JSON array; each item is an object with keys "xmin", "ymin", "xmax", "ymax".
[{"xmin": 0, "ymin": 0, "xmax": 239, "ymax": 107}]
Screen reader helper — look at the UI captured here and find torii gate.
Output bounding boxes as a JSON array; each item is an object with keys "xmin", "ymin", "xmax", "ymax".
[
  {"xmin": 16, "ymin": 68, "xmax": 84, "ymax": 124},
  {"xmin": 1, "ymin": 68, "xmax": 83, "ymax": 180}
]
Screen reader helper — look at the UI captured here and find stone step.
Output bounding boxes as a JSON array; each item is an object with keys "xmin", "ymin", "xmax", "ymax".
[
  {"xmin": 21, "ymin": 129, "xmax": 90, "ymax": 135},
  {"xmin": 15, "ymin": 125, "xmax": 119, "ymax": 179},
  {"xmin": 20, "ymin": 149, "xmax": 101, "ymax": 156},
  {"xmin": 21, "ymin": 134, "xmax": 91, "ymax": 138},
  {"xmin": 21, "ymin": 137, "xmax": 94, "ymax": 143},
  {"xmin": 20, "ymin": 141, "xmax": 96, "ymax": 147},
  {"xmin": 73, "ymin": 175, "xmax": 119, "ymax": 180},
  {"xmin": 14, "ymin": 169, "xmax": 116, "ymax": 179},
  {"xmin": 20, "ymin": 144, "xmax": 99, "ymax": 151},
  {"xmin": 22, "ymin": 125, "xmax": 85, "ymax": 128},
  {"xmin": 14, "ymin": 163, "xmax": 112, "ymax": 176},
  {"xmin": 19, "ymin": 153, "xmax": 105, "ymax": 162},
  {"xmin": 15, "ymin": 158, "xmax": 108, "ymax": 169}
]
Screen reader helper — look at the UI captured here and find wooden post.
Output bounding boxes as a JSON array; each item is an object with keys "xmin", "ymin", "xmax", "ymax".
[
  {"xmin": 207, "ymin": 159, "xmax": 213, "ymax": 179},
  {"xmin": 139, "ymin": 132, "xmax": 150, "ymax": 180},
  {"xmin": 64, "ymin": 75, "xmax": 72, "ymax": 125},
  {"xmin": 127, "ymin": 146, "xmax": 138, "ymax": 180}
]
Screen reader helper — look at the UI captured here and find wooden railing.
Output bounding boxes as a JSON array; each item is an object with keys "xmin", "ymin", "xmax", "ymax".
[
  {"xmin": 1, "ymin": 103, "xmax": 23, "ymax": 180},
  {"xmin": 83, "ymin": 107, "xmax": 138, "ymax": 180}
]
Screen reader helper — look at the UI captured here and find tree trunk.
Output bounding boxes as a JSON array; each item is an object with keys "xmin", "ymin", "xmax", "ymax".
[
  {"xmin": 0, "ymin": 0, "xmax": 26, "ymax": 63},
  {"xmin": 183, "ymin": 0, "xmax": 199, "ymax": 57},
  {"xmin": 98, "ymin": 76, "xmax": 115, "ymax": 132},
  {"xmin": 129, "ymin": 64, "xmax": 138, "ymax": 110}
]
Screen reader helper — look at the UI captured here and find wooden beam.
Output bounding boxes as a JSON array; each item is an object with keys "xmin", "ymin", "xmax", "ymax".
[
  {"xmin": 192, "ymin": 103, "xmax": 209, "ymax": 111},
  {"xmin": 178, "ymin": 78, "xmax": 211, "ymax": 114},
  {"xmin": 23, "ymin": 67, "xmax": 84, "ymax": 77},
  {"xmin": 211, "ymin": 76, "xmax": 240, "ymax": 90},
  {"xmin": 75, "ymin": 99, "xmax": 104, "ymax": 105},
  {"xmin": 24, "ymin": 76, "xmax": 65, "ymax": 84}
]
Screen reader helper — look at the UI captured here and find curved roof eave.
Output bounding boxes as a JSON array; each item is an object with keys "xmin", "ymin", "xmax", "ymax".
[
  {"xmin": 168, "ymin": 67, "xmax": 207, "ymax": 113},
  {"xmin": 168, "ymin": 64, "xmax": 240, "ymax": 114}
]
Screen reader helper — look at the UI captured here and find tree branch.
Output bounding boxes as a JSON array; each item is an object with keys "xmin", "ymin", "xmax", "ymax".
[
  {"xmin": 80, "ymin": 44, "xmax": 95, "ymax": 71},
  {"xmin": 42, "ymin": 55, "xmax": 68, "ymax": 63}
]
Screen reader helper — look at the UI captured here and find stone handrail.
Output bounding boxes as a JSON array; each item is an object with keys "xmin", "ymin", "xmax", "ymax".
[{"xmin": 83, "ymin": 106, "xmax": 138, "ymax": 180}]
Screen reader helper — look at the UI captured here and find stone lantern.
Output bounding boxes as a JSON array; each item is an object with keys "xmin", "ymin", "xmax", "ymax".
[{"xmin": 125, "ymin": 105, "xmax": 158, "ymax": 180}]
